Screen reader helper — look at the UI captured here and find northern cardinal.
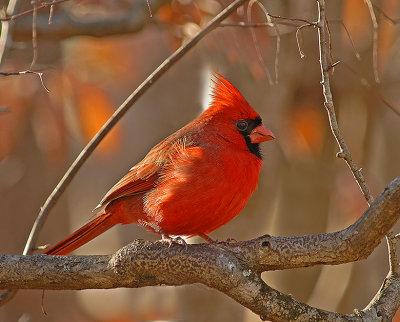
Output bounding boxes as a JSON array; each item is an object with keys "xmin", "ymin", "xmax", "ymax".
[{"xmin": 44, "ymin": 74, "xmax": 274, "ymax": 255}]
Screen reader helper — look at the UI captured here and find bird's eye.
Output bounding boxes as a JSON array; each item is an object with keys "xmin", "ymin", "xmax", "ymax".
[{"xmin": 236, "ymin": 120, "xmax": 248, "ymax": 131}]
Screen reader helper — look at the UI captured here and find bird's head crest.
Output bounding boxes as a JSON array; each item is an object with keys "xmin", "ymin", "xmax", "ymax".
[{"xmin": 206, "ymin": 73, "xmax": 259, "ymax": 120}]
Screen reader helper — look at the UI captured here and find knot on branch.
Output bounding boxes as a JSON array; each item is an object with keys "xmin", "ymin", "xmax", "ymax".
[{"xmin": 336, "ymin": 151, "xmax": 346, "ymax": 158}]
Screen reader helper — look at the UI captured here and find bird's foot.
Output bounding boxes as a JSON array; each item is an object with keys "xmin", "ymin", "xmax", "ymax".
[
  {"xmin": 161, "ymin": 233, "xmax": 187, "ymax": 249},
  {"xmin": 35, "ymin": 244, "xmax": 50, "ymax": 251}
]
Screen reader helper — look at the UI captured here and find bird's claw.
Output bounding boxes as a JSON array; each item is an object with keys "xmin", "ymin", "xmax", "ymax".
[{"xmin": 161, "ymin": 234, "xmax": 188, "ymax": 249}]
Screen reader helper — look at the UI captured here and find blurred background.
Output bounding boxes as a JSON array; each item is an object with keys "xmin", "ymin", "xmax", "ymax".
[{"xmin": 1, "ymin": 0, "xmax": 400, "ymax": 321}]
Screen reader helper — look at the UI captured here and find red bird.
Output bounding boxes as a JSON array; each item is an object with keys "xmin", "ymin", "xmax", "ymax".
[{"xmin": 45, "ymin": 74, "xmax": 275, "ymax": 255}]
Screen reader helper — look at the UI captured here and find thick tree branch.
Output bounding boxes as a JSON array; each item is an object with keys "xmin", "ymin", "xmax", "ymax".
[{"xmin": 1, "ymin": 177, "xmax": 400, "ymax": 321}]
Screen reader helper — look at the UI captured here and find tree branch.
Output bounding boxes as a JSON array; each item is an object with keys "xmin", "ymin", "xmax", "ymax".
[
  {"xmin": 0, "ymin": 69, "xmax": 49, "ymax": 92},
  {"xmin": 1, "ymin": 177, "xmax": 400, "ymax": 321}
]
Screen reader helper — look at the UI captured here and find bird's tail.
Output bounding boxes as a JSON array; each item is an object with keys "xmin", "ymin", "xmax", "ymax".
[{"xmin": 44, "ymin": 212, "xmax": 116, "ymax": 255}]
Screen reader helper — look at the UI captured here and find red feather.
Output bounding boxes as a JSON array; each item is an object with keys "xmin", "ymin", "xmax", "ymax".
[{"xmin": 44, "ymin": 74, "xmax": 274, "ymax": 255}]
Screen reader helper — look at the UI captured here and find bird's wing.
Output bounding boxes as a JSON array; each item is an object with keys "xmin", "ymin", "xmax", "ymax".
[
  {"xmin": 96, "ymin": 132, "xmax": 196, "ymax": 210},
  {"xmin": 98, "ymin": 170, "xmax": 158, "ymax": 209}
]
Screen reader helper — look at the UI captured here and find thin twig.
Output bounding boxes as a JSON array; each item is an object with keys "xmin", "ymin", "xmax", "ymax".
[
  {"xmin": 0, "ymin": 69, "xmax": 50, "ymax": 92},
  {"xmin": 266, "ymin": 13, "xmax": 317, "ymax": 26},
  {"xmin": 0, "ymin": 0, "xmax": 69, "ymax": 22},
  {"xmin": 365, "ymin": 0, "xmax": 380, "ymax": 83},
  {"xmin": 247, "ymin": 0, "xmax": 273, "ymax": 85},
  {"xmin": 249, "ymin": 0, "xmax": 280, "ymax": 83},
  {"xmin": 341, "ymin": 62, "xmax": 400, "ymax": 117},
  {"xmin": 219, "ymin": 21, "xmax": 300, "ymax": 28},
  {"xmin": 48, "ymin": 4, "xmax": 55, "ymax": 24},
  {"xmin": 274, "ymin": 26, "xmax": 280, "ymax": 83},
  {"xmin": 316, "ymin": 0, "xmax": 374, "ymax": 205},
  {"xmin": 262, "ymin": 4, "xmax": 281, "ymax": 83},
  {"xmin": 220, "ymin": 15, "xmax": 316, "ymax": 61},
  {"xmin": 330, "ymin": 20, "xmax": 361, "ymax": 60},
  {"xmin": 30, "ymin": 0, "xmax": 39, "ymax": 69},
  {"xmin": 372, "ymin": 2, "xmax": 400, "ymax": 25},
  {"xmin": 295, "ymin": 24, "xmax": 314, "ymax": 58},
  {"xmin": 146, "ymin": 0, "xmax": 152, "ymax": 18},
  {"xmin": 220, "ymin": 14, "xmax": 317, "ymax": 29}
]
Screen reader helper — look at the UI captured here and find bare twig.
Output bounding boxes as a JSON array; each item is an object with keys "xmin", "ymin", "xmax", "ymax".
[
  {"xmin": 295, "ymin": 24, "xmax": 314, "ymax": 58},
  {"xmin": 220, "ymin": 13, "xmax": 317, "ymax": 61},
  {"xmin": 365, "ymin": 0, "xmax": 380, "ymax": 83},
  {"xmin": 219, "ymin": 21, "xmax": 300, "ymax": 28},
  {"xmin": 247, "ymin": 0, "xmax": 274, "ymax": 85},
  {"xmin": 316, "ymin": 0, "xmax": 374, "ymax": 205},
  {"xmin": 257, "ymin": 11, "xmax": 317, "ymax": 61},
  {"xmin": 372, "ymin": 2, "xmax": 400, "ymax": 25},
  {"xmin": 146, "ymin": 0, "xmax": 152, "ymax": 18},
  {"xmin": 330, "ymin": 20, "xmax": 361, "ymax": 60},
  {"xmin": 48, "ymin": 3, "xmax": 55, "ymax": 24},
  {"xmin": 274, "ymin": 26, "xmax": 280, "ymax": 83},
  {"xmin": 30, "ymin": 0, "xmax": 39, "ymax": 69},
  {"xmin": 222, "ymin": 13, "xmax": 317, "ymax": 29},
  {"xmin": 0, "ymin": 69, "xmax": 49, "ymax": 92},
  {"xmin": 266, "ymin": 13, "xmax": 317, "ymax": 26},
  {"xmin": 0, "ymin": 0, "xmax": 69, "ymax": 22},
  {"xmin": 342, "ymin": 62, "xmax": 400, "ymax": 117},
  {"xmin": 254, "ymin": 0, "xmax": 280, "ymax": 83}
]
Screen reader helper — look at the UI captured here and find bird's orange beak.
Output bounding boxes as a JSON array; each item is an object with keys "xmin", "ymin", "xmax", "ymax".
[{"xmin": 249, "ymin": 124, "xmax": 275, "ymax": 143}]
